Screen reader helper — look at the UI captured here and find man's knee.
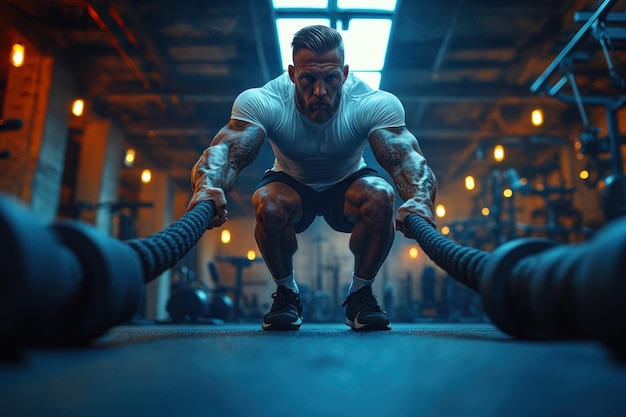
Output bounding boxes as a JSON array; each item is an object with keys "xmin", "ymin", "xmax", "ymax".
[
  {"xmin": 253, "ymin": 184, "xmax": 302, "ymax": 228},
  {"xmin": 346, "ymin": 177, "xmax": 396, "ymax": 222}
]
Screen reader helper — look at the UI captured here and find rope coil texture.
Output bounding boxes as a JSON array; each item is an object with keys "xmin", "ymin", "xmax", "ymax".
[
  {"xmin": 405, "ymin": 214, "xmax": 489, "ymax": 291},
  {"xmin": 126, "ymin": 200, "xmax": 215, "ymax": 283}
]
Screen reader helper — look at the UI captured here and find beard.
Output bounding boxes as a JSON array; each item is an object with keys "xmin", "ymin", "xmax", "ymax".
[{"xmin": 295, "ymin": 90, "xmax": 342, "ymax": 124}]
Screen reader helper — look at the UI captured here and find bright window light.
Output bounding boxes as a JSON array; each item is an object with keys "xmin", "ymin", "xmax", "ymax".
[
  {"xmin": 338, "ymin": 18, "xmax": 391, "ymax": 71},
  {"xmin": 274, "ymin": 18, "xmax": 392, "ymax": 90},
  {"xmin": 273, "ymin": 0, "xmax": 328, "ymax": 8},
  {"xmin": 273, "ymin": 1, "xmax": 397, "ymax": 91},
  {"xmin": 337, "ymin": 0, "xmax": 397, "ymax": 11},
  {"xmin": 276, "ymin": 18, "xmax": 330, "ymax": 69},
  {"xmin": 350, "ymin": 71, "xmax": 381, "ymax": 90}
]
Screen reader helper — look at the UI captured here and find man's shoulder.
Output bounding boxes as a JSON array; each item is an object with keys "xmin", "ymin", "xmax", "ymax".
[
  {"xmin": 262, "ymin": 72, "xmax": 293, "ymax": 95},
  {"xmin": 237, "ymin": 73, "xmax": 291, "ymax": 105},
  {"xmin": 345, "ymin": 74, "xmax": 399, "ymax": 103}
]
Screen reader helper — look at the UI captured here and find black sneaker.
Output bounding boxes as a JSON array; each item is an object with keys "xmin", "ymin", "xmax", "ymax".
[
  {"xmin": 342, "ymin": 285, "xmax": 391, "ymax": 331},
  {"xmin": 262, "ymin": 285, "xmax": 303, "ymax": 330}
]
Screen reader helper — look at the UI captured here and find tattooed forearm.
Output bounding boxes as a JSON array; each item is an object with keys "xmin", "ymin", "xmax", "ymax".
[
  {"xmin": 369, "ymin": 127, "xmax": 438, "ymax": 203},
  {"xmin": 192, "ymin": 119, "xmax": 265, "ymax": 193}
]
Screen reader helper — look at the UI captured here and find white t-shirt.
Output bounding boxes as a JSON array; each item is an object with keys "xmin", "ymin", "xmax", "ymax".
[{"xmin": 231, "ymin": 72, "xmax": 406, "ymax": 191}]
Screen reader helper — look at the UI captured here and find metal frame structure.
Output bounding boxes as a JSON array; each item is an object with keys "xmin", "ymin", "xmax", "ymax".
[{"xmin": 530, "ymin": 0, "xmax": 626, "ymax": 220}]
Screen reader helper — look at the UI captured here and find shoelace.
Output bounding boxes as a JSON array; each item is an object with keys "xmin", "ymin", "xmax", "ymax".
[
  {"xmin": 342, "ymin": 288, "xmax": 382, "ymax": 312},
  {"xmin": 271, "ymin": 288, "xmax": 300, "ymax": 310}
]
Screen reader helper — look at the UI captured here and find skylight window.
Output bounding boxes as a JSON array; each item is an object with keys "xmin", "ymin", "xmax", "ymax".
[
  {"xmin": 272, "ymin": 0, "xmax": 397, "ymax": 90},
  {"xmin": 337, "ymin": 0, "xmax": 397, "ymax": 11},
  {"xmin": 273, "ymin": 0, "xmax": 328, "ymax": 8}
]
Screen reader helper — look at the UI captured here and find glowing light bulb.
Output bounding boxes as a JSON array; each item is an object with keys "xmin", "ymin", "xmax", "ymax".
[
  {"xmin": 72, "ymin": 99, "xmax": 84, "ymax": 116},
  {"xmin": 531, "ymin": 109, "xmax": 544, "ymax": 126},
  {"xmin": 10, "ymin": 44, "xmax": 25, "ymax": 67},
  {"xmin": 436, "ymin": 204, "xmax": 446, "ymax": 218},
  {"xmin": 141, "ymin": 169, "xmax": 152, "ymax": 183},
  {"xmin": 494, "ymin": 145, "xmax": 505, "ymax": 162},
  {"xmin": 124, "ymin": 148, "xmax": 136, "ymax": 167}
]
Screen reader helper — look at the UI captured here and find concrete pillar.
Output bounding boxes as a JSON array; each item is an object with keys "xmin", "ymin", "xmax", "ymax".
[
  {"xmin": 136, "ymin": 169, "xmax": 174, "ymax": 321},
  {"xmin": 74, "ymin": 119, "xmax": 123, "ymax": 234},
  {"xmin": 0, "ymin": 29, "xmax": 76, "ymax": 221}
]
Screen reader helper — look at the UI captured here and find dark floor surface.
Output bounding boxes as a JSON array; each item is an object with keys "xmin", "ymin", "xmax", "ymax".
[{"xmin": 1, "ymin": 322, "xmax": 626, "ymax": 417}]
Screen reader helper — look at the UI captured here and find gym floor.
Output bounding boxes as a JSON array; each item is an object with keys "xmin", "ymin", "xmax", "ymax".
[{"xmin": 2, "ymin": 322, "xmax": 626, "ymax": 417}]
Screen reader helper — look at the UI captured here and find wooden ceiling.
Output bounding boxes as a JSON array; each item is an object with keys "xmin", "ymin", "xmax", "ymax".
[{"xmin": 1, "ymin": 0, "xmax": 625, "ymax": 217}]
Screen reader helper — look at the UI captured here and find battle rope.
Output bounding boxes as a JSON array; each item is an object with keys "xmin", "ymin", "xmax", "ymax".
[
  {"xmin": 405, "ymin": 214, "xmax": 488, "ymax": 291},
  {"xmin": 126, "ymin": 200, "xmax": 215, "ymax": 283}
]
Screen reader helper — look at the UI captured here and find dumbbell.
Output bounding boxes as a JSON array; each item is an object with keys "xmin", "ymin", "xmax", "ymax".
[
  {"xmin": 0, "ymin": 194, "xmax": 214, "ymax": 352},
  {"xmin": 406, "ymin": 214, "xmax": 626, "ymax": 354}
]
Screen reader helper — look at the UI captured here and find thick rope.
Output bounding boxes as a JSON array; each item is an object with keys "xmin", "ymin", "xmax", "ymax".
[
  {"xmin": 405, "ymin": 214, "xmax": 489, "ymax": 291},
  {"xmin": 126, "ymin": 201, "xmax": 215, "ymax": 283},
  {"xmin": 125, "ymin": 206, "xmax": 486, "ymax": 287}
]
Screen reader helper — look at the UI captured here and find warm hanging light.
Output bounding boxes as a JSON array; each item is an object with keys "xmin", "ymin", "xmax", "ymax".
[
  {"xmin": 503, "ymin": 188, "xmax": 513, "ymax": 198},
  {"xmin": 141, "ymin": 169, "xmax": 152, "ymax": 184},
  {"xmin": 531, "ymin": 109, "xmax": 544, "ymax": 127},
  {"xmin": 247, "ymin": 250, "xmax": 256, "ymax": 261},
  {"xmin": 465, "ymin": 175, "xmax": 475, "ymax": 191},
  {"xmin": 435, "ymin": 204, "xmax": 446, "ymax": 218},
  {"xmin": 10, "ymin": 43, "xmax": 25, "ymax": 67},
  {"xmin": 124, "ymin": 148, "xmax": 136, "ymax": 167},
  {"xmin": 221, "ymin": 229, "xmax": 231, "ymax": 244},
  {"xmin": 440, "ymin": 226, "xmax": 450, "ymax": 235},
  {"xmin": 72, "ymin": 99, "xmax": 84, "ymax": 116},
  {"xmin": 409, "ymin": 246, "xmax": 419, "ymax": 259},
  {"xmin": 494, "ymin": 145, "xmax": 505, "ymax": 162},
  {"xmin": 482, "ymin": 207, "xmax": 490, "ymax": 216},
  {"xmin": 579, "ymin": 170, "xmax": 590, "ymax": 180}
]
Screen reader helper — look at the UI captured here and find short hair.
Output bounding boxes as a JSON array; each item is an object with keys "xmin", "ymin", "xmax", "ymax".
[{"xmin": 291, "ymin": 25, "xmax": 344, "ymax": 64}]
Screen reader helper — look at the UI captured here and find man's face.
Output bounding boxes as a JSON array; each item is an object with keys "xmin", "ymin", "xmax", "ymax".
[{"xmin": 288, "ymin": 48, "xmax": 349, "ymax": 124}]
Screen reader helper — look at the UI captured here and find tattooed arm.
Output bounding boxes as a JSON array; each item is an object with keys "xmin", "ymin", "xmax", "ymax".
[
  {"xmin": 369, "ymin": 126, "xmax": 438, "ymax": 236},
  {"xmin": 187, "ymin": 118, "xmax": 266, "ymax": 229}
]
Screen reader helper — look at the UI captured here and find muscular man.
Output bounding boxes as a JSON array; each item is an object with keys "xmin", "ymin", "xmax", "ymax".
[{"xmin": 188, "ymin": 25, "xmax": 437, "ymax": 331}]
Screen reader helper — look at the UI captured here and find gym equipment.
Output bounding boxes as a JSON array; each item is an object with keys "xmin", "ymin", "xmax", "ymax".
[
  {"xmin": 166, "ymin": 286, "xmax": 211, "ymax": 323},
  {"xmin": 405, "ymin": 213, "xmax": 626, "ymax": 353},
  {"xmin": 0, "ymin": 118, "xmax": 23, "ymax": 131},
  {"xmin": 0, "ymin": 193, "xmax": 215, "ymax": 351},
  {"xmin": 531, "ymin": 0, "xmax": 626, "ymax": 221},
  {"xmin": 215, "ymin": 257, "xmax": 264, "ymax": 320},
  {"xmin": 2, "ymin": 188, "xmax": 625, "ymax": 354},
  {"xmin": 0, "ymin": 118, "xmax": 23, "ymax": 160},
  {"xmin": 165, "ymin": 264, "xmax": 233, "ymax": 322}
]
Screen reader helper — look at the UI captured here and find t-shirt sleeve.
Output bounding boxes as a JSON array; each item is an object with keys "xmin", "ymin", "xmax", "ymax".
[
  {"xmin": 231, "ymin": 88, "xmax": 280, "ymax": 135},
  {"xmin": 362, "ymin": 91, "xmax": 407, "ymax": 136}
]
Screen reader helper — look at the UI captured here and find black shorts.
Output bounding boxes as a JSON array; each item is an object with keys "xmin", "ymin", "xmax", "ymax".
[{"xmin": 255, "ymin": 167, "xmax": 386, "ymax": 233}]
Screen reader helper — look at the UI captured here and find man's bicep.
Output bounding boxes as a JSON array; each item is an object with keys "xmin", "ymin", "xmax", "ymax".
[
  {"xmin": 219, "ymin": 119, "xmax": 267, "ymax": 172},
  {"xmin": 368, "ymin": 127, "xmax": 420, "ymax": 171}
]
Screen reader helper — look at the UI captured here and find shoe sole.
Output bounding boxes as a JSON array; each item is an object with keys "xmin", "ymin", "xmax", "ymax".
[
  {"xmin": 262, "ymin": 317, "xmax": 303, "ymax": 331},
  {"xmin": 345, "ymin": 318, "xmax": 391, "ymax": 331}
]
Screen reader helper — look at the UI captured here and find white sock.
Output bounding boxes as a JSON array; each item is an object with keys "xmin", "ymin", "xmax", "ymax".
[
  {"xmin": 274, "ymin": 272, "xmax": 299, "ymax": 293},
  {"xmin": 349, "ymin": 274, "xmax": 374, "ymax": 294}
]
